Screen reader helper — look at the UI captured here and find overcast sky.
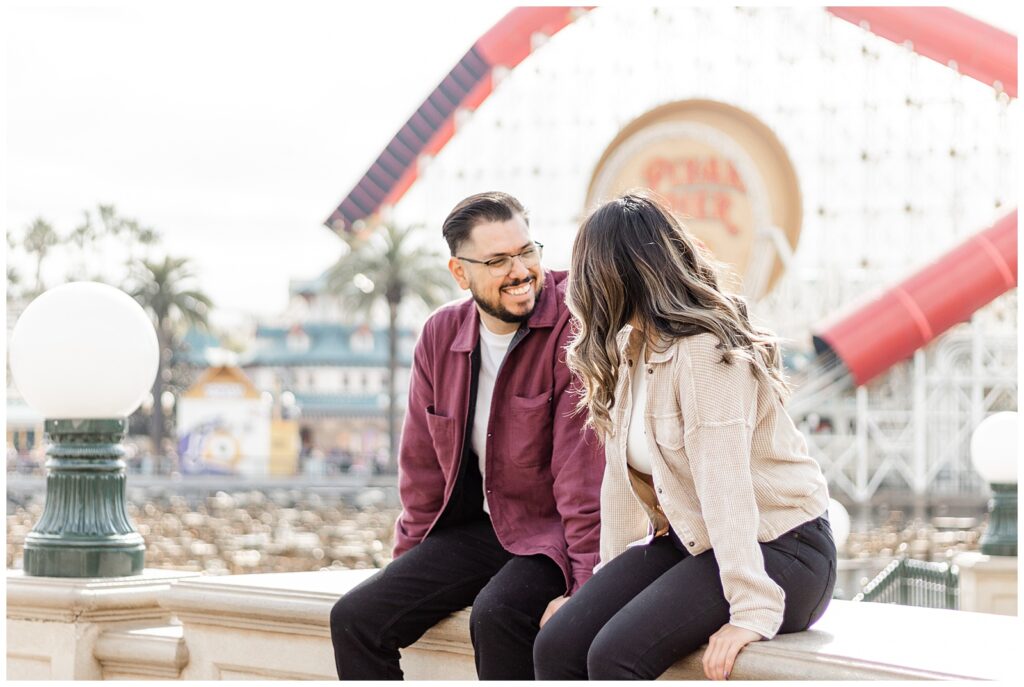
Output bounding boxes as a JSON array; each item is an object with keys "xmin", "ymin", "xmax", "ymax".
[
  {"xmin": 5, "ymin": 1, "xmax": 512, "ymax": 324},
  {"xmin": 4, "ymin": 2, "xmax": 1017, "ymax": 326}
]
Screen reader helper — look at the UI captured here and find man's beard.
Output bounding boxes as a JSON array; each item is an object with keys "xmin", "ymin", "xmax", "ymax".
[{"xmin": 471, "ymin": 276, "xmax": 542, "ymax": 324}]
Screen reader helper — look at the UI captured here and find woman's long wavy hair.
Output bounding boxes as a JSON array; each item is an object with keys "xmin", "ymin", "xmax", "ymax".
[{"xmin": 565, "ymin": 191, "xmax": 790, "ymax": 440}]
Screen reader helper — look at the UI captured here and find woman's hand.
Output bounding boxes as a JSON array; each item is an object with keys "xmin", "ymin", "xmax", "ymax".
[
  {"xmin": 702, "ymin": 623, "xmax": 762, "ymax": 680},
  {"xmin": 539, "ymin": 595, "xmax": 569, "ymax": 628}
]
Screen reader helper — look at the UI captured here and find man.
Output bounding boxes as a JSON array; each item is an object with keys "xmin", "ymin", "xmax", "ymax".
[{"xmin": 330, "ymin": 192, "xmax": 603, "ymax": 680}]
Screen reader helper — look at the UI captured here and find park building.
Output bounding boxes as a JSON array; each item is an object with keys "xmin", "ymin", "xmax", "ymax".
[{"xmin": 240, "ymin": 318, "xmax": 415, "ymax": 475}]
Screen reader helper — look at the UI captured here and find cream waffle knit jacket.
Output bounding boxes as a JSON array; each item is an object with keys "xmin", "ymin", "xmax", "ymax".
[{"xmin": 598, "ymin": 328, "xmax": 830, "ymax": 639}]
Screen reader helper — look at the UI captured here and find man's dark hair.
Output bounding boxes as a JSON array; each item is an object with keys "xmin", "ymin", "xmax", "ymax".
[{"xmin": 441, "ymin": 191, "xmax": 528, "ymax": 255}]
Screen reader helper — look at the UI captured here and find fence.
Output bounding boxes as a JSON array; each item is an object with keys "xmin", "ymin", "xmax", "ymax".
[{"xmin": 853, "ymin": 557, "xmax": 959, "ymax": 610}]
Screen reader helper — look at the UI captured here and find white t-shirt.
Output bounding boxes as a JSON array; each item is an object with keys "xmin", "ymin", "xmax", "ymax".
[
  {"xmin": 472, "ymin": 320, "xmax": 516, "ymax": 514},
  {"xmin": 626, "ymin": 345, "xmax": 653, "ymax": 474}
]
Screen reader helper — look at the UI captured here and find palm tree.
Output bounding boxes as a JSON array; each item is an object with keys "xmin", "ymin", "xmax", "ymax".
[
  {"xmin": 129, "ymin": 256, "xmax": 213, "ymax": 465},
  {"xmin": 23, "ymin": 219, "xmax": 60, "ymax": 295},
  {"xmin": 96, "ymin": 204, "xmax": 161, "ymax": 266},
  {"xmin": 7, "ymin": 264, "xmax": 23, "ymax": 307},
  {"xmin": 67, "ymin": 205, "xmax": 161, "ymax": 281},
  {"xmin": 67, "ymin": 211, "xmax": 98, "ymax": 281},
  {"xmin": 327, "ymin": 223, "xmax": 453, "ymax": 471}
]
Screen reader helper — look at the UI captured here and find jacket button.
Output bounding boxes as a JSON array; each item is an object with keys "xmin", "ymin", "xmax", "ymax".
[
  {"xmin": 627, "ymin": 359, "xmax": 633, "ymax": 367},
  {"xmin": 487, "ymin": 433, "xmax": 492, "ymax": 438}
]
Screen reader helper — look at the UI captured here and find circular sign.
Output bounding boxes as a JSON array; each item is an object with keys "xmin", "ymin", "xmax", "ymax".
[{"xmin": 586, "ymin": 100, "xmax": 802, "ymax": 299}]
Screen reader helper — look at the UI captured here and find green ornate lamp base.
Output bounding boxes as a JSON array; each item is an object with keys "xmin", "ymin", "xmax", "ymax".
[
  {"xmin": 23, "ymin": 418, "xmax": 145, "ymax": 577},
  {"xmin": 979, "ymin": 483, "xmax": 1017, "ymax": 557}
]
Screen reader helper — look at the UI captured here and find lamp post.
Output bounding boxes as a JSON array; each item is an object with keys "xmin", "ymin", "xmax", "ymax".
[
  {"xmin": 9, "ymin": 282, "xmax": 159, "ymax": 577},
  {"xmin": 970, "ymin": 411, "xmax": 1018, "ymax": 557}
]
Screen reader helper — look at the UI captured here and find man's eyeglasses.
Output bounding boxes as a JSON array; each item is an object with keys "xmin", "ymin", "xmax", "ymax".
[{"xmin": 456, "ymin": 242, "xmax": 544, "ymax": 277}]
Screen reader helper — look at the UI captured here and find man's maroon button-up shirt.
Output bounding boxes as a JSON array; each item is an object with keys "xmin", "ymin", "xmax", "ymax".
[{"xmin": 393, "ymin": 270, "xmax": 603, "ymax": 594}]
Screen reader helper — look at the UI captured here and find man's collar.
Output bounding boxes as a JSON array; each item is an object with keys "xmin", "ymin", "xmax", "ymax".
[
  {"xmin": 524, "ymin": 270, "xmax": 558, "ymax": 329},
  {"xmin": 451, "ymin": 305, "xmax": 479, "ymax": 352}
]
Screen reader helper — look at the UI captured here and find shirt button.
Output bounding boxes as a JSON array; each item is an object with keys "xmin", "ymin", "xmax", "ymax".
[
  {"xmin": 627, "ymin": 359, "xmax": 633, "ymax": 367},
  {"xmin": 656, "ymin": 487, "xmax": 663, "ymax": 494},
  {"xmin": 647, "ymin": 368, "xmax": 654, "ymax": 374},
  {"xmin": 689, "ymin": 541, "xmax": 696, "ymax": 547}
]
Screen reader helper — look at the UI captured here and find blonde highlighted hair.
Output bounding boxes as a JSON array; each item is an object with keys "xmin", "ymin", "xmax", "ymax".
[{"xmin": 565, "ymin": 191, "xmax": 790, "ymax": 439}]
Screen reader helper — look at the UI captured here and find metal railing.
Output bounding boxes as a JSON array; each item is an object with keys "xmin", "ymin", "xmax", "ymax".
[{"xmin": 853, "ymin": 557, "xmax": 959, "ymax": 610}]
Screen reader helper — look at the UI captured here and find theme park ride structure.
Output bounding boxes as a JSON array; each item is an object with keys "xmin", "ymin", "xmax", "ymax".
[
  {"xmin": 323, "ymin": 6, "xmax": 1017, "ymax": 508},
  {"xmin": 324, "ymin": 6, "xmax": 1015, "ymax": 233}
]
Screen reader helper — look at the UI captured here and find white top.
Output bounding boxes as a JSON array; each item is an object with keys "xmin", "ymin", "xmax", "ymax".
[
  {"xmin": 472, "ymin": 320, "xmax": 516, "ymax": 514},
  {"xmin": 626, "ymin": 345, "xmax": 653, "ymax": 474}
]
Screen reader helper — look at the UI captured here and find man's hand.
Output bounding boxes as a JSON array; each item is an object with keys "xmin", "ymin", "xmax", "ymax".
[
  {"xmin": 701, "ymin": 623, "xmax": 762, "ymax": 680},
  {"xmin": 539, "ymin": 595, "xmax": 570, "ymax": 628}
]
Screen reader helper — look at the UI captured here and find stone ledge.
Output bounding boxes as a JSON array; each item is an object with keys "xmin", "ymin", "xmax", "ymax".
[
  {"xmin": 6, "ymin": 569, "xmax": 201, "ymax": 623},
  {"xmin": 93, "ymin": 625, "xmax": 189, "ymax": 679},
  {"xmin": 166, "ymin": 569, "xmax": 1023, "ymax": 681},
  {"xmin": 662, "ymin": 601, "xmax": 1019, "ymax": 681},
  {"xmin": 160, "ymin": 568, "xmax": 376, "ymax": 636}
]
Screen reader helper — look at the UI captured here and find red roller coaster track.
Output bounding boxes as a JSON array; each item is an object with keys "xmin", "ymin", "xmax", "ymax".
[{"xmin": 324, "ymin": 7, "xmax": 584, "ymax": 233}]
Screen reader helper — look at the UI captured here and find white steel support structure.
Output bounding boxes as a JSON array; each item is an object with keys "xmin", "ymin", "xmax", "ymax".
[{"xmin": 786, "ymin": 293, "xmax": 1017, "ymax": 514}]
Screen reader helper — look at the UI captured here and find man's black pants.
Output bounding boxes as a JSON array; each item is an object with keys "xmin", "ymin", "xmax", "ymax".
[
  {"xmin": 534, "ymin": 515, "xmax": 837, "ymax": 680},
  {"xmin": 330, "ymin": 518, "xmax": 565, "ymax": 680}
]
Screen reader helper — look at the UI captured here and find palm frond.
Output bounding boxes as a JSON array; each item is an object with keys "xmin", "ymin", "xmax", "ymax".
[{"xmin": 129, "ymin": 254, "xmax": 214, "ymax": 339}]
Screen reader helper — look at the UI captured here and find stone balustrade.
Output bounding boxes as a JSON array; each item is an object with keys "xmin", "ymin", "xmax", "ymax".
[
  {"xmin": 6, "ymin": 569, "xmax": 198, "ymax": 680},
  {"xmin": 7, "ymin": 567, "xmax": 1020, "ymax": 681},
  {"xmin": 94, "ymin": 625, "xmax": 189, "ymax": 680}
]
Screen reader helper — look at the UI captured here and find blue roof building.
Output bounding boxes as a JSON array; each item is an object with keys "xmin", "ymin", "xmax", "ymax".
[{"xmin": 241, "ymin": 323, "xmax": 416, "ymax": 421}]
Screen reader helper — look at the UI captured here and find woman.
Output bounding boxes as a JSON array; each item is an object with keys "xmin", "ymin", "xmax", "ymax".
[{"xmin": 533, "ymin": 192, "xmax": 836, "ymax": 681}]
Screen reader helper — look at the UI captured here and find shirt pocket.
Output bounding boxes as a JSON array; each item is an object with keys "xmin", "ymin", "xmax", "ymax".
[
  {"xmin": 505, "ymin": 390, "xmax": 553, "ymax": 467},
  {"xmin": 424, "ymin": 407, "xmax": 456, "ymax": 472},
  {"xmin": 652, "ymin": 412, "xmax": 684, "ymax": 452}
]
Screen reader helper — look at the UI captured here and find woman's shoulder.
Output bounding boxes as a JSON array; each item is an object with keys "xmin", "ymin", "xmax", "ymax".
[
  {"xmin": 677, "ymin": 332, "xmax": 758, "ymax": 390},
  {"xmin": 676, "ymin": 331, "xmax": 724, "ymax": 361}
]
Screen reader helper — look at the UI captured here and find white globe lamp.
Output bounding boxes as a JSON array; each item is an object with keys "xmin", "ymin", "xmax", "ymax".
[
  {"xmin": 970, "ymin": 412, "xmax": 1017, "ymax": 556},
  {"xmin": 828, "ymin": 498, "xmax": 851, "ymax": 552},
  {"xmin": 11, "ymin": 281, "xmax": 159, "ymax": 418},
  {"xmin": 9, "ymin": 282, "xmax": 159, "ymax": 577}
]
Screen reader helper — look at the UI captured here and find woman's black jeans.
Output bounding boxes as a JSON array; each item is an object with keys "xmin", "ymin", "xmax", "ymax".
[{"xmin": 534, "ymin": 514, "xmax": 837, "ymax": 680}]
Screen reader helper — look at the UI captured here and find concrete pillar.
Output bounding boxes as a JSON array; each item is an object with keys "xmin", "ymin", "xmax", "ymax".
[{"xmin": 953, "ymin": 552, "xmax": 1018, "ymax": 616}]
